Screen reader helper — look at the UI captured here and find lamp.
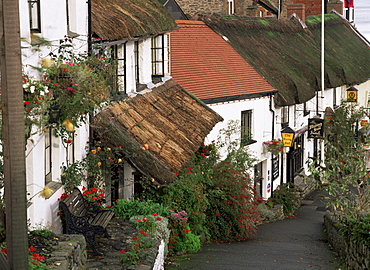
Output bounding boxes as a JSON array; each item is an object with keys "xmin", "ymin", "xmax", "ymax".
[
  {"xmin": 346, "ymin": 87, "xmax": 358, "ymax": 102},
  {"xmin": 281, "ymin": 126, "xmax": 295, "ymax": 147}
]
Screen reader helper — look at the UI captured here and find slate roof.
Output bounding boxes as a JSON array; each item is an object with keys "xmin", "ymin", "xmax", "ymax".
[
  {"xmin": 192, "ymin": 13, "xmax": 370, "ymax": 106},
  {"xmin": 92, "ymin": 0, "xmax": 177, "ymax": 40},
  {"xmin": 170, "ymin": 20, "xmax": 277, "ymax": 104},
  {"xmin": 92, "ymin": 79, "xmax": 223, "ymax": 185}
]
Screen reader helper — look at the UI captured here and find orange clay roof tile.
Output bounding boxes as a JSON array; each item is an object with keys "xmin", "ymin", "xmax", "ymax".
[{"xmin": 170, "ymin": 20, "xmax": 276, "ymax": 102}]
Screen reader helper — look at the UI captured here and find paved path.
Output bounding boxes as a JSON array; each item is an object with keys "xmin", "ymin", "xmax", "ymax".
[{"xmin": 166, "ymin": 191, "xmax": 343, "ymax": 270}]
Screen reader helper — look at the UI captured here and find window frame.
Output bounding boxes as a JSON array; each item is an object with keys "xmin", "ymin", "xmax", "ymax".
[
  {"xmin": 45, "ymin": 128, "xmax": 52, "ymax": 184},
  {"xmin": 112, "ymin": 43, "xmax": 127, "ymax": 94},
  {"xmin": 134, "ymin": 41, "xmax": 140, "ymax": 85},
  {"xmin": 281, "ymin": 106, "xmax": 289, "ymax": 128},
  {"xmin": 241, "ymin": 110, "xmax": 256, "ymax": 145},
  {"xmin": 28, "ymin": 0, "xmax": 41, "ymax": 33},
  {"xmin": 151, "ymin": 34, "xmax": 165, "ymax": 79}
]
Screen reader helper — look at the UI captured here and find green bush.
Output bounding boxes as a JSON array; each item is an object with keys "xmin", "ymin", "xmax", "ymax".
[
  {"xmin": 272, "ymin": 183, "xmax": 300, "ymax": 216},
  {"xmin": 113, "ymin": 199, "xmax": 170, "ymax": 219},
  {"xmin": 338, "ymin": 213, "xmax": 370, "ymax": 246}
]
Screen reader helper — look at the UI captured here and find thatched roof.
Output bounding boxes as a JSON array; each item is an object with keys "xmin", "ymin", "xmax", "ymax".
[
  {"xmin": 193, "ymin": 13, "xmax": 370, "ymax": 107},
  {"xmin": 92, "ymin": 79, "xmax": 223, "ymax": 185},
  {"xmin": 92, "ymin": 0, "xmax": 178, "ymax": 40}
]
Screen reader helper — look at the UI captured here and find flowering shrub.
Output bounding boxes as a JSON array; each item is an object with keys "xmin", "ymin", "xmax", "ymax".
[
  {"xmin": 81, "ymin": 186, "xmax": 105, "ymax": 202},
  {"xmin": 20, "ymin": 37, "xmax": 116, "ymax": 140},
  {"xmin": 167, "ymin": 210, "xmax": 200, "ymax": 255},
  {"xmin": 158, "ymin": 121, "xmax": 261, "ymax": 243},
  {"xmin": 263, "ymin": 138, "xmax": 284, "ymax": 155}
]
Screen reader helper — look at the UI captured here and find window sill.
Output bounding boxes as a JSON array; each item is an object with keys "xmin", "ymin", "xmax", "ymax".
[{"xmin": 45, "ymin": 181, "xmax": 63, "ymax": 199}]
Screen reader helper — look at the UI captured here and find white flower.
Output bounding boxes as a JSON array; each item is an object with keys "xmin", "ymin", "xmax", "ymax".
[
  {"xmin": 44, "ymin": 86, "xmax": 49, "ymax": 93},
  {"xmin": 30, "ymin": 85, "xmax": 35, "ymax": 93},
  {"xmin": 40, "ymin": 91, "xmax": 45, "ymax": 96},
  {"xmin": 23, "ymin": 83, "xmax": 29, "ymax": 89}
]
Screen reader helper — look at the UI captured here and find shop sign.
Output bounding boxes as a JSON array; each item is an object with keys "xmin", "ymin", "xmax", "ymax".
[{"xmin": 308, "ymin": 118, "xmax": 324, "ymax": 139}]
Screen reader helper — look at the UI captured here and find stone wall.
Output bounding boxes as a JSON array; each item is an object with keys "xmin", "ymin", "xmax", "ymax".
[
  {"xmin": 324, "ymin": 212, "xmax": 370, "ymax": 270},
  {"xmin": 47, "ymin": 234, "xmax": 87, "ymax": 270}
]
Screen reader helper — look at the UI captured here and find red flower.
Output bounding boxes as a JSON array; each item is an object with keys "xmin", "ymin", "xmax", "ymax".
[
  {"xmin": 91, "ymin": 187, "xmax": 98, "ymax": 193},
  {"xmin": 141, "ymin": 231, "xmax": 147, "ymax": 236},
  {"xmin": 120, "ymin": 250, "xmax": 126, "ymax": 254},
  {"xmin": 156, "ymin": 217, "xmax": 162, "ymax": 221},
  {"xmin": 215, "ymin": 213, "xmax": 220, "ymax": 216},
  {"xmin": 24, "ymin": 101, "xmax": 31, "ymax": 105},
  {"xmin": 1, "ymin": 248, "xmax": 6, "ymax": 254},
  {"xmin": 175, "ymin": 172, "xmax": 179, "ymax": 176},
  {"xmin": 29, "ymin": 246, "xmax": 35, "ymax": 252},
  {"xmin": 152, "ymin": 213, "xmax": 158, "ymax": 216},
  {"xmin": 82, "ymin": 186, "xmax": 86, "ymax": 191}
]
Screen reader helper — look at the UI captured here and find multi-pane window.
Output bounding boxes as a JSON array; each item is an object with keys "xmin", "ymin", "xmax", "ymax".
[
  {"xmin": 227, "ymin": 0, "xmax": 235, "ymax": 15},
  {"xmin": 151, "ymin": 34, "xmax": 165, "ymax": 78},
  {"xmin": 241, "ymin": 110, "xmax": 253, "ymax": 144},
  {"xmin": 281, "ymin": 106, "xmax": 289, "ymax": 127},
  {"xmin": 112, "ymin": 44, "xmax": 126, "ymax": 94},
  {"xmin": 28, "ymin": 0, "xmax": 41, "ymax": 32},
  {"xmin": 134, "ymin": 41, "xmax": 140, "ymax": 85},
  {"xmin": 45, "ymin": 128, "xmax": 52, "ymax": 184}
]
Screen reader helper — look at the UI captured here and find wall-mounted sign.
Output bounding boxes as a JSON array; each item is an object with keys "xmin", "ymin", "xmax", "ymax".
[
  {"xmin": 281, "ymin": 126, "xmax": 295, "ymax": 147},
  {"xmin": 308, "ymin": 118, "xmax": 324, "ymax": 139},
  {"xmin": 346, "ymin": 87, "xmax": 358, "ymax": 102}
]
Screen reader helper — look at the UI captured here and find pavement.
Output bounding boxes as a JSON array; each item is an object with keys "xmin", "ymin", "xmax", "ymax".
[{"xmin": 165, "ymin": 190, "xmax": 343, "ymax": 270}]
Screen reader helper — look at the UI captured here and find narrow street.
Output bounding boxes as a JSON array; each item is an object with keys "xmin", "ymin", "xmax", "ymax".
[{"xmin": 166, "ymin": 191, "xmax": 343, "ymax": 270}]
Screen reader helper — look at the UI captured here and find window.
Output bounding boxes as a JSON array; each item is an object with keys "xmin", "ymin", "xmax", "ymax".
[
  {"xmin": 45, "ymin": 128, "xmax": 52, "ymax": 184},
  {"xmin": 151, "ymin": 34, "xmax": 165, "ymax": 79},
  {"xmin": 281, "ymin": 106, "xmax": 289, "ymax": 128},
  {"xmin": 67, "ymin": 138, "xmax": 75, "ymax": 166},
  {"xmin": 134, "ymin": 41, "xmax": 140, "ymax": 85},
  {"xmin": 241, "ymin": 110, "xmax": 254, "ymax": 144},
  {"xmin": 227, "ymin": 0, "xmax": 235, "ymax": 15},
  {"xmin": 28, "ymin": 0, "xmax": 41, "ymax": 32},
  {"xmin": 303, "ymin": 102, "xmax": 310, "ymax": 116},
  {"xmin": 112, "ymin": 43, "xmax": 127, "ymax": 94}
]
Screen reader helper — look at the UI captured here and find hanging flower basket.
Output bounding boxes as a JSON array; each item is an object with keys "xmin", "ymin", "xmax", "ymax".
[{"xmin": 263, "ymin": 139, "xmax": 284, "ymax": 155}]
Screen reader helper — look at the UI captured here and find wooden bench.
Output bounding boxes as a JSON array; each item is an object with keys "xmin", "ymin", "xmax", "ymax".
[{"xmin": 59, "ymin": 187, "xmax": 115, "ymax": 255}]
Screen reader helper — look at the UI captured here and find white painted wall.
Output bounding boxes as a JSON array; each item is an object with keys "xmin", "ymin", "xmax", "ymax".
[
  {"xmin": 19, "ymin": 0, "xmax": 89, "ymax": 230},
  {"xmin": 205, "ymin": 96, "xmax": 279, "ymax": 199}
]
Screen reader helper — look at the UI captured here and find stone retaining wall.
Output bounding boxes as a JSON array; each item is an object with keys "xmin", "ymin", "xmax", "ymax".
[
  {"xmin": 324, "ymin": 212, "xmax": 370, "ymax": 270},
  {"xmin": 47, "ymin": 234, "xmax": 87, "ymax": 270}
]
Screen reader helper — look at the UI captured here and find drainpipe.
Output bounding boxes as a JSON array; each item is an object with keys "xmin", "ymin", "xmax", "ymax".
[
  {"xmin": 87, "ymin": 0, "xmax": 92, "ymax": 55},
  {"xmin": 269, "ymin": 94, "xmax": 275, "ymax": 197}
]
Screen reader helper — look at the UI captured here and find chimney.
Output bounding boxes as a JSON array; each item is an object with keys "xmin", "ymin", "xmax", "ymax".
[{"xmin": 287, "ymin": 4, "xmax": 306, "ymax": 23}]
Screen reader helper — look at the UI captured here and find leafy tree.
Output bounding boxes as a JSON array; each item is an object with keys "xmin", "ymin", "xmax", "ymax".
[{"xmin": 310, "ymin": 102, "xmax": 370, "ymax": 218}]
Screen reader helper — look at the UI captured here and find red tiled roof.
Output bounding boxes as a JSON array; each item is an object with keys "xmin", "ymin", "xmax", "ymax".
[{"xmin": 170, "ymin": 20, "xmax": 276, "ymax": 102}]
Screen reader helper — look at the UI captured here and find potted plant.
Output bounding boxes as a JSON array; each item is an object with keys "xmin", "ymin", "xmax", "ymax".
[{"xmin": 263, "ymin": 138, "xmax": 284, "ymax": 156}]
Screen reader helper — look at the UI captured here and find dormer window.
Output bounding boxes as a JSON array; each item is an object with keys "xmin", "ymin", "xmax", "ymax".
[{"xmin": 28, "ymin": 0, "xmax": 41, "ymax": 32}]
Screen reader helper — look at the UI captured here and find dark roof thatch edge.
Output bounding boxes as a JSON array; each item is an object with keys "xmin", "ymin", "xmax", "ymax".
[
  {"xmin": 92, "ymin": 0, "xmax": 178, "ymax": 41},
  {"xmin": 201, "ymin": 90, "xmax": 277, "ymax": 104}
]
